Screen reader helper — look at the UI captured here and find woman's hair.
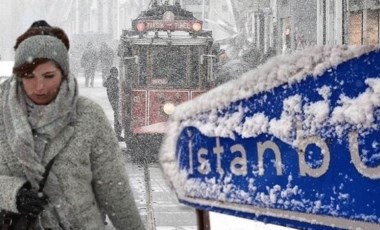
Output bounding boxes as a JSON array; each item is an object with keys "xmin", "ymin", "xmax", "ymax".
[
  {"xmin": 14, "ymin": 21, "xmax": 70, "ymax": 50},
  {"xmin": 13, "ymin": 20, "xmax": 70, "ymax": 79},
  {"xmin": 13, "ymin": 58, "xmax": 64, "ymax": 79}
]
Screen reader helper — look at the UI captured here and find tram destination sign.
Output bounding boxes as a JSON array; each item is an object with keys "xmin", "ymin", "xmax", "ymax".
[
  {"xmin": 133, "ymin": 10, "xmax": 203, "ymax": 33},
  {"xmin": 134, "ymin": 19, "xmax": 202, "ymax": 32},
  {"xmin": 159, "ymin": 46, "xmax": 380, "ymax": 230}
]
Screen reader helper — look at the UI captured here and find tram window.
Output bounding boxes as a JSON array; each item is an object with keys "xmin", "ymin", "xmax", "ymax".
[
  {"xmin": 139, "ymin": 46, "xmax": 148, "ymax": 85},
  {"xmin": 152, "ymin": 46, "xmax": 187, "ymax": 87},
  {"xmin": 190, "ymin": 47, "xmax": 200, "ymax": 87}
]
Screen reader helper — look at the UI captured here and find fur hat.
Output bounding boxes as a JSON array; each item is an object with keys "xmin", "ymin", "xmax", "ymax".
[{"xmin": 13, "ymin": 20, "xmax": 70, "ymax": 77}]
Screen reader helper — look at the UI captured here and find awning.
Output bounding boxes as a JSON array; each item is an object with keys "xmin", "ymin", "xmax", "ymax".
[{"xmin": 134, "ymin": 122, "xmax": 168, "ymax": 134}]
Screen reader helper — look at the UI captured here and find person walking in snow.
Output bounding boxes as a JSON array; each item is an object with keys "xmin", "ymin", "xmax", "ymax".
[
  {"xmin": 0, "ymin": 20, "xmax": 144, "ymax": 230},
  {"xmin": 103, "ymin": 66, "xmax": 122, "ymax": 140},
  {"xmin": 81, "ymin": 41, "xmax": 98, "ymax": 87}
]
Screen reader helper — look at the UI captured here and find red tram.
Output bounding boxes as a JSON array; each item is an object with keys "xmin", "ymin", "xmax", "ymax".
[{"xmin": 117, "ymin": 2, "xmax": 219, "ymax": 162}]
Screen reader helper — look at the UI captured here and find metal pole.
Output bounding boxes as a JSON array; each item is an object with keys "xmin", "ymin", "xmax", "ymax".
[
  {"xmin": 196, "ymin": 209, "xmax": 210, "ymax": 230},
  {"xmin": 202, "ymin": 0, "xmax": 205, "ymax": 21}
]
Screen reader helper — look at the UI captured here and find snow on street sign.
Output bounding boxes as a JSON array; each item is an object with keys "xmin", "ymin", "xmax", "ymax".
[{"xmin": 159, "ymin": 46, "xmax": 380, "ymax": 230}]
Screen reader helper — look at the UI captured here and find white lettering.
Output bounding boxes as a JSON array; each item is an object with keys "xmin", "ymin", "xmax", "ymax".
[
  {"xmin": 197, "ymin": 148, "xmax": 211, "ymax": 175},
  {"xmin": 187, "ymin": 127, "xmax": 378, "ymax": 179},
  {"xmin": 230, "ymin": 144, "xmax": 248, "ymax": 176},
  {"xmin": 349, "ymin": 131, "xmax": 380, "ymax": 179},
  {"xmin": 257, "ymin": 141, "xmax": 283, "ymax": 176},
  {"xmin": 213, "ymin": 137, "xmax": 224, "ymax": 175},
  {"xmin": 297, "ymin": 123, "xmax": 330, "ymax": 177}
]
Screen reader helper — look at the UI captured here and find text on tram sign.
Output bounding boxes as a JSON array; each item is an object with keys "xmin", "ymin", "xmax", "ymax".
[{"xmin": 143, "ymin": 20, "xmax": 196, "ymax": 32}]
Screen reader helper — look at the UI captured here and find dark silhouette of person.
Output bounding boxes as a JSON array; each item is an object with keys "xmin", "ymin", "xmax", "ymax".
[
  {"xmin": 99, "ymin": 42, "xmax": 114, "ymax": 85},
  {"xmin": 81, "ymin": 42, "xmax": 98, "ymax": 87},
  {"xmin": 103, "ymin": 67, "xmax": 122, "ymax": 140}
]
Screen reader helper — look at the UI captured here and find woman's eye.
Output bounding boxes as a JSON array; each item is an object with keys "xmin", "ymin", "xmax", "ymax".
[{"xmin": 44, "ymin": 74, "xmax": 55, "ymax": 79}]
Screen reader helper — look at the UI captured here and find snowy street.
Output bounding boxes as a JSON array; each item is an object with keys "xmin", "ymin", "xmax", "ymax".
[
  {"xmin": 77, "ymin": 72, "xmax": 198, "ymax": 230},
  {"xmin": 78, "ymin": 72, "xmax": 292, "ymax": 230}
]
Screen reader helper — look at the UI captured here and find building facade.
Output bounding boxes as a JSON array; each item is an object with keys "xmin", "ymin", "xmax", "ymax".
[
  {"xmin": 252, "ymin": 0, "xmax": 380, "ymax": 55},
  {"xmin": 3, "ymin": 1, "xmax": 380, "ymax": 60},
  {"xmin": 63, "ymin": 0, "xmax": 117, "ymax": 38}
]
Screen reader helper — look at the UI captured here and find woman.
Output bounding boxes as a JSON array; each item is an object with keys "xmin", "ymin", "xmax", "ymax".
[{"xmin": 0, "ymin": 20, "xmax": 145, "ymax": 229}]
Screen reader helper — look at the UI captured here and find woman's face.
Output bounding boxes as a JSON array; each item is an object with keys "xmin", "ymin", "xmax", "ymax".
[{"xmin": 22, "ymin": 61, "xmax": 63, "ymax": 105}]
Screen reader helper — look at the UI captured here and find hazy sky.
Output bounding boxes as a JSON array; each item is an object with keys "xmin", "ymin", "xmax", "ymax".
[{"xmin": 0, "ymin": 0, "xmax": 70, "ymax": 60}]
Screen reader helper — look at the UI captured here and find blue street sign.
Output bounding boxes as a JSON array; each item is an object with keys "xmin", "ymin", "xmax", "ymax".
[{"xmin": 160, "ymin": 46, "xmax": 380, "ymax": 229}]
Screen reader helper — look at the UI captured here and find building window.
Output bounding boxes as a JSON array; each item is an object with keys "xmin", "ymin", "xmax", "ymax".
[
  {"xmin": 285, "ymin": 27, "xmax": 291, "ymax": 48},
  {"xmin": 349, "ymin": 11, "xmax": 363, "ymax": 44},
  {"xmin": 367, "ymin": 10, "xmax": 380, "ymax": 45},
  {"xmin": 348, "ymin": 9, "xmax": 380, "ymax": 45},
  {"xmin": 281, "ymin": 17, "xmax": 291, "ymax": 53}
]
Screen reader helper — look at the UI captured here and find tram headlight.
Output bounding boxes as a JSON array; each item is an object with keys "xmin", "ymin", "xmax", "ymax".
[
  {"xmin": 163, "ymin": 103, "xmax": 176, "ymax": 115},
  {"xmin": 136, "ymin": 22, "xmax": 146, "ymax": 32},
  {"xmin": 192, "ymin": 22, "xmax": 202, "ymax": 32}
]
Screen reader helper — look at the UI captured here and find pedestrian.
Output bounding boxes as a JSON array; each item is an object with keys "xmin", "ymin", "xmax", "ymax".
[
  {"xmin": 81, "ymin": 41, "xmax": 98, "ymax": 87},
  {"xmin": 99, "ymin": 42, "xmax": 115, "ymax": 85},
  {"xmin": 0, "ymin": 20, "xmax": 144, "ymax": 230},
  {"xmin": 103, "ymin": 66, "xmax": 123, "ymax": 141}
]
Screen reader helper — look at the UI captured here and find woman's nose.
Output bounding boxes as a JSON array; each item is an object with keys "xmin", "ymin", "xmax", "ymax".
[{"xmin": 35, "ymin": 78, "xmax": 45, "ymax": 91}]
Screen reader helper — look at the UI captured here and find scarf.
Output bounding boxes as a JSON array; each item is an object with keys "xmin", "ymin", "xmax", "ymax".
[{"xmin": 3, "ymin": 74, "xmax": 78, "ymax": 189}]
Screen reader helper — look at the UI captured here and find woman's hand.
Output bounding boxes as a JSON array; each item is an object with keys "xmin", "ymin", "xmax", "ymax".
[{"xmin": 16, "ymin": 185, "xmax": 48, "ymax": 217}]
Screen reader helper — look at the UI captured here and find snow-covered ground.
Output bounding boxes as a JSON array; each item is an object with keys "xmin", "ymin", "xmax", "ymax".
[{"xmin": 210, "ymin": 212, "xmax": 291, "ymax": 230}]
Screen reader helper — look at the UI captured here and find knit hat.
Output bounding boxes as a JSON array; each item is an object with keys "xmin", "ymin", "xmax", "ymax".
[
  {"xmin": 14, "ymin": 35, "xmax": 70, "ymax": 76},
  {"xmin": 14, "ymin": 21, "xmax": 70, "ymax": 76}
]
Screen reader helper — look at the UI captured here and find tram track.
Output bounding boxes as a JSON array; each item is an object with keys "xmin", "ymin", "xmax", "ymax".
[
  {"xmin": 143, "ymin": 159, "xmax": 157, "ymax": 230},
  {"xmin": 124, "ymin": 151, "xmax": 197, "ymax": 229}
]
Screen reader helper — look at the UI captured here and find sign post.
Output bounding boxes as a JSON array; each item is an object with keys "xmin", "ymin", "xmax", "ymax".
[
  {"xmin": 196, "ymin": 209, "xmax": 210, "ymax": 230},
  {"xmin": 159, "ymin": 46, "xmax": 380, "ymax": 229}
]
